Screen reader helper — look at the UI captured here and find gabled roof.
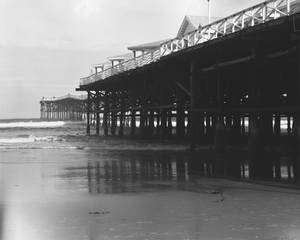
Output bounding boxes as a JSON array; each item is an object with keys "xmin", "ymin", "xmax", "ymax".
[
  {"xmin": 41, "ymin": 94, "xmax": 87, "ymax": 102},
  {"xmin": 128, "ymin": 39, "xmax": 171, "ymax": 52},
  {"xmin": 177, "ymin": 15, "xmax": 220, "ymax": 38}
]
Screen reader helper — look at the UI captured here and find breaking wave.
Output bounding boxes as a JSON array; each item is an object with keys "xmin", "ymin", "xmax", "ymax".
[
  {"xmin": 0, "ymin": 145, "xmax": 78, "ymax": 150},
  {"xmin": 0, "ymin": 135, "xmax": 62, "ymax": 144},
  {"xmin": 0, "ymin": 121, "xmax": 65, "ymax": 129}
]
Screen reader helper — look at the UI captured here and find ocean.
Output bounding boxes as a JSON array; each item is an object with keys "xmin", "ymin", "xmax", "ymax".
[{"xmin": 1, "ymin": 119, "xmax": 300, "ymax": 240}]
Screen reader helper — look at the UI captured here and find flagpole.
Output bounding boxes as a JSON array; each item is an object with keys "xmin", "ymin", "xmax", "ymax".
[{"xmin": 208, "ymin": 0, "xmax": 211, "ymax": 24}]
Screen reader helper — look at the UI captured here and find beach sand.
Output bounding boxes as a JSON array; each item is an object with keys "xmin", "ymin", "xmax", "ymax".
[{"xmin": 0, "ymin": 121, "xmax": 300, "ymax": 240}]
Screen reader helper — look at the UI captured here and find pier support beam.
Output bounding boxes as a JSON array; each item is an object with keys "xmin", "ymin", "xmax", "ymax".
[
  {"xmin": 274, "ymin": 113, "xmax": 281, "ymax": 179},
  {"xmin": 205, "ymin": 114, "xmax": 213, "ymax": 143},
  {"xmin": 118, "ymin": 93, "xmax": 125, "ymax": 137},
  {"xmin": 103, "ymin": 92, "xmax": 109, "ymax": 136},
  {"xmin": 139, "ymin": 79, "xmax": 148, "ymax": 137},
  {"xmin": 176, "ymin": 101, "xmax": 185, "ymax": 139},
  {"xmin": 140, "ymin": 108, "xmax": 146, "ymax": 137},
  {"xmin": 214, "ymin": 118, "xmax": 226, "ymax": 176},
  {"xmin": 86, "ymin": 91, "xmax": 91, "ymax": 135},
  {"xmin": 214, "ymin": 67, "xmax": 227, "ymax": 177},
  {"xmin": 232, "ymin": 113, "xmax": 242, "ymax": 144},
  {"xmin": 261, "ymin": 112, "xmax": 274, "ymax": 180},
  {"xmin": 248, "ymin": 115, "xmax": 263, "ymax": 179},
  {"xmin": 247, "ymin": 47, "xmax": 273, "ymax": 180},
  {"xmin": 148, "ymin": 110, "xmax": 155, "ymax": 137},
  {"xmin": 295, "ymin": 42, "xmax": 300, "ymax": 184},
  {"xmin": 189, "ymin": 62, "xmax": 196, "ymax": 150},
  {"xmin": 247, "ymin": 46, "xmax": 264, "ymax": 180},
  {"xmin": 111, "ymin": 94, "xmax": 117, "ymax": 136},
  {"xmin": 96, "ymin": 92, "xmax": 100, "ymax": 135},
  {"xmin": 167, "ymin": 110, "xmax": 173, "ymax": 137},
  {"xmin": 160, "ymin": 110, "xmax": 167, "ymax": 138},
  {"xmin": 248, "ymin": 114, "xmax": 273, "ymax": 180},
  {"xmin": 130, "ymin": 109, "xmax": 136, "ymax": 136}
]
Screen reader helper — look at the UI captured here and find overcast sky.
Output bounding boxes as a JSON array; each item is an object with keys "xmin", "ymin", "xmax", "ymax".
[{"xmin": 0, "ymin": 0, "xmax": 261, "ymax": 119}]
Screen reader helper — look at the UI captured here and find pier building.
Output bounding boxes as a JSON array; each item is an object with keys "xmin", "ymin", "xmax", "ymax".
[
  {"xmin": 74, "ymin": 0, "xmax": 300, "ymax": 183},
  {"xmin": 40, "ymin": 94, "xmax": 87, "ymax": 121}
]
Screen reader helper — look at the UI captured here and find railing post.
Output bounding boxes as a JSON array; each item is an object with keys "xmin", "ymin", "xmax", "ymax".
[
  {"xmin": 187, "ymin": 34, "xmax": 191, "ymax": 47},
  {"xmin": 274, "ymin": 0, "xmax": 278, "ymax": 19},
  {"xmin": 160, "ymin": 45, "xmax": 164, "ymax": 56},
  {"xmin": 241, "ymin": 13, "xmax": 245, "ymax": 28},
  {"xmin": 170, "ymin": 41, "xmax": 174, "ymax": 53},
  {"xmin": 251, "ymin": 10, "xmax": 255, "ymax": 26},
  {"xmin": 262, "ymin": 3, "xmax": 266, "ymax": 22},
  {"xmin": 232, "ymin": 16, "xmax": 236, "ymax": 33}
]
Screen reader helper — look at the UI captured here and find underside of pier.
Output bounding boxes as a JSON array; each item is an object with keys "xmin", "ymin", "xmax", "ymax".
[{"xmin": 77, "ymin": 12, "xmax": 300, "ymax": 183}]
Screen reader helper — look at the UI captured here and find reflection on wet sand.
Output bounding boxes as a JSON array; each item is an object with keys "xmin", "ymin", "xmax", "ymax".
[
  {"xmin": 64, "ymin": 152, "xmax": 191, "ymax": 194},
  {"xmin": 0, "ymin": 192, "xmax": 4, "ymax": 240},
  {"xmin": 2, "ymin": 146, "xmax": 300, "ymax": 240},
  {"xmin": 58, "ymin": 147, "xmax": 297, "ymax": 198},
  {"xmin": 60, "ymin": 149, "xmax": 257, "ymax": 195}
]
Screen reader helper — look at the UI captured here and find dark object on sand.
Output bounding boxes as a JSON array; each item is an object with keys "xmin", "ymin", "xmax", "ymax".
[{"xmin": 88, "ymin": 211, "xmax": 110, "ymax": 215}]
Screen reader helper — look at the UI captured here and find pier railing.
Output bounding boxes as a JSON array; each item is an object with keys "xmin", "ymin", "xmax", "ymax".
[
  {"xmin": 80, "ymin": 0, "xmax": 295, "ymax": 86},
  {"xmin": 161, "ymin": 0, "xmax": 293, "ymax": 56},
  {"xmin": 80, "ymin": 49, "xmax": 161, "ymax": 86}
]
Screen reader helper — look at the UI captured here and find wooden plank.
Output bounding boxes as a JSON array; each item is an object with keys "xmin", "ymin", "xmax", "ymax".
[
  {"xmin": 197, "ymin": 48, "xmax": 295, "ymax": 73},
  {"xmin": 175, "ymin": 81, "xmax": 191, "ymax": 96},
  {"xmin": 192, "ymin": 106, "xmax": 300, "ymax": 113}
]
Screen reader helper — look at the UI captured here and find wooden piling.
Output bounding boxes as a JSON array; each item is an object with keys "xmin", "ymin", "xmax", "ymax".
[
  {"xmin": 96, "ymin": 92, "xmax": 100, "ymax": 135},
  {"xmin": 295, "ymin": 41, "xmax": 300, "ymax": 184},
  {"xmin": 119, "ymin": 93, "xmax": 125, "ymax": 137},
  {"xmin": 189, "ymin": 62, "xmax": 196, "ymax": 150},
  {"xmin": 86, "ymin": 91, "xmax": 91, "ymax": 135},
  {"xmin": 176, "ymin": 101, "xmax": 185, "ymax": 139},
  {"xmin": 130, "ymin": 109, "xmax": 136, "ymax": 136}
]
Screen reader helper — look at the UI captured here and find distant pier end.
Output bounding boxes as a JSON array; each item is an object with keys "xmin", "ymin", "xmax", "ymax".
[{"xmin": 40, "ymin": 94, "xmax": 87, "ymax": 121}]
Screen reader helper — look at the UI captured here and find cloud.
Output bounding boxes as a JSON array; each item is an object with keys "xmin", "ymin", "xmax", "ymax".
[{"xmin": 74, "ymin": 0, "xmax": 100, "ymax": 17}]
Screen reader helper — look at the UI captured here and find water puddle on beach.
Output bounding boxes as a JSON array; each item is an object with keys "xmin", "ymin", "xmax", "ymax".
[{"xmin": 1, "ymin": 121, "xmax": 300, "ymax": 240}]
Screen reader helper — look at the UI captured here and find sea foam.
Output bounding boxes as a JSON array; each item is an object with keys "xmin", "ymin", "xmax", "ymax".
[
  {"xmin": 0, "ymin": 135, "xmax": 61, "ymax": 144},
  {"xmin": 0, "ymin": 121, "xmax": 65, "ymax": 129}
]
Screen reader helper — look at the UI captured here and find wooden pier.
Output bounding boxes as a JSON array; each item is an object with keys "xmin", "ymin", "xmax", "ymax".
[
  {"xmin": 40, "ymin": 94, "xmax": 87, "ymax": 121},
  {"xmin": 76, "ymin": 0, "xmax": 300, "ymax": 183}
]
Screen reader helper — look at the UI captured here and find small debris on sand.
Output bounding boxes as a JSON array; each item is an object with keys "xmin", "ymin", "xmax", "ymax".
[
  {"xmin": 88, "ymin": 210, "xmax": 110, "ymax": 215},
  {"xmin": 206, "ymin": 189, "xmax": 225, "ymax": 202},
  {"xmin": 208, "ymin": 190, "xmax": 221, "ymax": 194}
]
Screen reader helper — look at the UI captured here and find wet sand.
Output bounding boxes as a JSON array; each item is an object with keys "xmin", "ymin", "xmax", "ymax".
[{"xmin": 1, "ymin": 144, "xmax": 300, "ymax": 240}]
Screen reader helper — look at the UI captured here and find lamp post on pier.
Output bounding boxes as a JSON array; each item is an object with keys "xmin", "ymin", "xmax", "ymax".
[{"xmin": 207, "ymin": 0, "xmax": 211, "ymax": 24}]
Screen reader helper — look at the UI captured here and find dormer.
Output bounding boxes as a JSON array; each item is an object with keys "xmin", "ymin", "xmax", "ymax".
[
  {"xmin": 177, "ymin": 15, "xmax": 220, "ymax": 38},
  {"xmin": 93, "ymin": 64, "xmax": 104, "ymax": 73},
  {"xmin": 107, "ymin": 53, "xmax": 132, "ymax": 67},
  {"xmin": 128, "ymin": 39, "xmax": 170, "ymax": 58}
]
